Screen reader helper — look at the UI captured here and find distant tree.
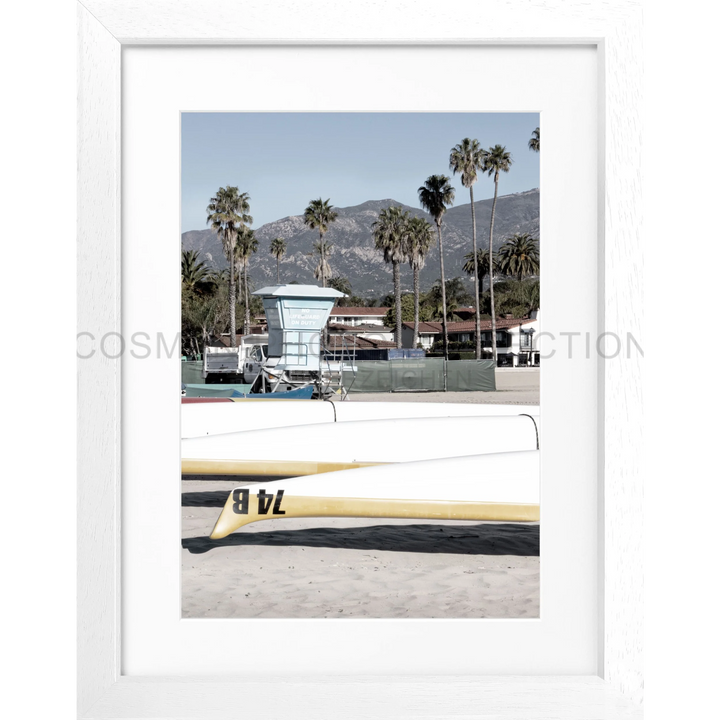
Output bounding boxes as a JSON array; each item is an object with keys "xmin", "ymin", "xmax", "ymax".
[
  {"xmin": 482, "ymin": 145, "xmax": 513, "ymax": 360},
  {"xmin": 422, "ymin": 278, "xmax": 471, "ymax": 322},
  {"xmin": 328, "ymin": 276, "xmax": 361, "ymax": 306},
  {"xmin": 528, "ymin": 127, "xmax": 540, "ymax": 152},
  {"xmin": 384, "ymin": 293, "xmax": 432, "ymax": 330},
  {"xmin": 181, "ymin": 249, "xmax": 216, "ymax": 295},
  {"xmin": 181, "ymin": 285, "xmax": 226, "ymax": 357},
  {"xmin": 303, "ymin": 198, "xmax": 338, "ymax": 287},
  {"xmin": 234, "ymin": 226, "xmax": 259, "ymax": 335},
  {"xmin": 449, "ymin": 137, "xmax": 486, "ymax": 358},
  {"xmin": 207, "ymin": 267, "xmax": 229, "ymax": 285},
  {"xmin": 496, "ymin": 233, "xmax": 539, "ymax": 282},
  {"xmin": 311, "ymin": 240, "xmax": 333, "ymax": 285},
  {"xmin": 328, "ymin": 276, "xmax": 352, "ymax": 296},
  {"xmin": 206, "ymin": 186, "xmax": 252, "ymax": 346},
  {"xmin": 418, "ymin": 175, "xmax": 455, "ymax": 363},
  {"xmin": 405, "ymin": 216, "xmax": 435, "ymax": 349},
  {"xmin": 372, "ymin": 206, "xmax": 410, "ymax": 348},
  {"xmin": 365, "ymin": 297, "xmax": 385, "ymax": 308},
  {"xmin": 269, "ymin": 237, "xmax": 287, "ymax": 283},
  {"xmin": 494, "ymin": 279, "xmax": 540, "ymax": 318},
  {"xmin": 462, "ymin": 248, "xmax": 493, "ymax": 299}
]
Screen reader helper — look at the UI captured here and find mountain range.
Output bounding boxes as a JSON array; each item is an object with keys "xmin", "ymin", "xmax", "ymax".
[{"xmin": 181, "ymin": 188, "xmax": 539, "ymax": 297}]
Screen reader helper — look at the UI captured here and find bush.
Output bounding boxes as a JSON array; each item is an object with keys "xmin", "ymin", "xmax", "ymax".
[{"xmin": 430, "ymin": 340, "xmax": 476, "ymax": 353}]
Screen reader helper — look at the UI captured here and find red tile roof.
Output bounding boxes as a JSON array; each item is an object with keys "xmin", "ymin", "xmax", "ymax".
[
  {"xmin": 330, "ymin": 307, "xmax": 388, "ymax": 316},
  {"xmin": 403, "ymin": 317, "xmax": 535, "ymax": 333},
  {"xmin": 325, "ymin": 335, "xmax": 397, "ymax": 349},
  {"xmin": 329, "ymin": 323, "xmax": 393, "ymax": 333}
]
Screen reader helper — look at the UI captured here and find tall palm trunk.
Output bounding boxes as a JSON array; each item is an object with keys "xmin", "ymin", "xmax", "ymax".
[
  {"xmin": 228, "ymin": 230, "xmax": 237, "ymax": 347},
  {"xmin": 276, "ymin": 257, "xmax": 280, "ymax": 283},
  {"xmin": 393, "ymin": 261, "xmax": 402, "ymax": 349},
  {"xmin": 243, "ymin": 262, "xmax": 251, "ymax": 335},
  {"xmin": 469, "ymin": 185, "xmax": 482, "ymax": 359},
  {"xmin": 320, "ymin": 232, "xmax": 326, "ymax": 287},
  {"xmin": 437, "ymin": 221, "xmax": 449, "ymax": 368},
  {"xmin": 488, "ymin": 175, "xmax": 499, "ymax": 362},
  {"xmin": 412, "ymin": 261, "xmax": 420, "ymax": 349}
]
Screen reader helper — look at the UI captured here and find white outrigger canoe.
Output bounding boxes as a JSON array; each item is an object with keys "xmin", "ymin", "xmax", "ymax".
[
  {"xmin": 209, "ymin": 450, "xmax": 539, "ymax": 538},
  {"xmin": 181, "ymin": 399, "xmax": 540, "ymax": 439},
  {"xmin": 182, "ymin": 415, "xmax": 538, "ymax": 476}
]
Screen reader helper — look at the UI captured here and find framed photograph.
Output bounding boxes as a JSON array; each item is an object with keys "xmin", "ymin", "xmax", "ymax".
[{"xmin": 78, "ymin": 1, "xmax": 642, "ymax": 717}]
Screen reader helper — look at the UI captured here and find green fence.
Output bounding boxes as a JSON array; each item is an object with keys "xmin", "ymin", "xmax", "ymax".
[
  {"xmin": 181, "ymin": 361, "xmax": 204, "ymax": 385},
  {"xmin": 346, "ymin": 359, "xmax": 496, "ymax": 393}
]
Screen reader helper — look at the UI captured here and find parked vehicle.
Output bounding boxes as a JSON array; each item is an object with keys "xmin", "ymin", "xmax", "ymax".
[
  {"xmin": 203, "ymin": 334, "xmax": 268, "ymax": 383},
  {"xmin": 242, "ymin": 343, "xmax": 269, "ymax": 386}
]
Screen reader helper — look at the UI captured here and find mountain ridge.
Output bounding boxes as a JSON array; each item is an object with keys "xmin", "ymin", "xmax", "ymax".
[{"xmin": 182, "ymin": 188, "xmax": 539, "ymax": 296}]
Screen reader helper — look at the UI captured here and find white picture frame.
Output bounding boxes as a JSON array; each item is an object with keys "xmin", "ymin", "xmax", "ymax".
[{"xmin": 77, "ymin": 1, "xmax": 643, "ymax": 717}]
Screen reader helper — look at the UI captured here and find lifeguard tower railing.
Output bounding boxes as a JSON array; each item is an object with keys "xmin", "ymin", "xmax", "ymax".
[{"xmin": 320, "ymin": 333, "xmax": 358, "ymax": 400}]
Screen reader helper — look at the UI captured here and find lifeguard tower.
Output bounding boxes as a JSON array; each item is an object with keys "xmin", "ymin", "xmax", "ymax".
[{"xmin": 252, "ymin": 284, "xmax": 350, "ymax": 395}]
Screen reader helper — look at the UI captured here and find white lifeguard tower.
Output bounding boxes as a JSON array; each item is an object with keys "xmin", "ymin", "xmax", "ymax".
[{"xmin": 252, "ymin": 285, "xmax": 351, "ymax": 396}]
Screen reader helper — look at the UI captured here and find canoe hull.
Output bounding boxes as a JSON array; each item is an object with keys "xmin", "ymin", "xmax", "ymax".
[
  {"xmin": 209, "ymin": 450, "xmax": 540, "ymax": 537},
  {"xmin": 182, "ymin": 415, "xmax": 538, "ymax": 475},
  {"xmin": 210, "ymin": 494, "xmax": 539, "ymax": 539},
  {"xmin": 181, "ymin": 399, "xmax": 539, "ymax": 438}
]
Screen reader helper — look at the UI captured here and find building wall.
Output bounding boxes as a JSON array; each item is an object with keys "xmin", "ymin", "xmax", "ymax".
[
  {"xmin": 401, "ymin": 326, "xmax": 434, "ymax": 350},
  {"xmin": 331, "ymin": 314, "xmax": 386, "ymax": 327},
  {"xmin": 402, "ymin": 318, "xmax": 541, "ymax": 362}
]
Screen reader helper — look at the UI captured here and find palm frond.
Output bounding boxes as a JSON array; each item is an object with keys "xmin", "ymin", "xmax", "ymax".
[
  {"xmin": 448, "ymin": 137, "xmax": 485, "ymax": 189},
  {"xmin": 417, "ymin": 174, "xmax": 455, "ymax": 225},
  {"xmin": 482, "ymin": 145, "xmax": 513, "ymax": 179},
  {"xmin": 528, "ymin": 127, "xmax": 540, "ymax": 152}
]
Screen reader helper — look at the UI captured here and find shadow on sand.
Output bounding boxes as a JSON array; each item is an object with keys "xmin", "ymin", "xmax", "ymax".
[
  {"xmin": 183, "ymin": 491, "xmax": 231, "ymax": 508},
  {"xmin": 182, "ymin": 522, "xmax": 539, "ymax": 557}
]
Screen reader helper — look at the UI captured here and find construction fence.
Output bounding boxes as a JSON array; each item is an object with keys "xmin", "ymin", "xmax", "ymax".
[
  {"xmin": 182, "ymin": 358, "xmax": 497, "ymax": 393},
  {"xmin": 181, "ymin": 360, "xmax": 204, "ymax": 385},
  {"xmin": 346, "ymin": 359, "xmax": 496, "ymax": 393}
]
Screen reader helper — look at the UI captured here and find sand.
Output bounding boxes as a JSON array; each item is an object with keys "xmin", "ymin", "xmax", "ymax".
[{"xmin": 182, "ymin": 373, "xmax": 540, "ymax": 618}]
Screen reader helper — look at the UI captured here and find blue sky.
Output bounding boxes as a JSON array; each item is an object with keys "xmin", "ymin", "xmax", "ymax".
[{"xmin": 182, "ymin": 113, "xmax": 539, "ymax": 231}]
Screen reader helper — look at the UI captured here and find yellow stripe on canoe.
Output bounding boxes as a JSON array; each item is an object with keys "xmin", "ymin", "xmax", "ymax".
[
  {"xmin": 182, "ymin": 458, "xmax": 386, "ymax": 476},
  {"xmin": 210, "ymin": 491, "xmax": 540, "ymax": 539}
]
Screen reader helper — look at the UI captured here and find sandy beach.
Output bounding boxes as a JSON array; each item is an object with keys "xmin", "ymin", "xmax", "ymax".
[{"xmin": 182, "ymin": 373, "xmax": 539, "ymax": 618}]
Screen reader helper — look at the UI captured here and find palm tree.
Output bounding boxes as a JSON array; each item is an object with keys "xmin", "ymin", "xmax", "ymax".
[
  {"xmin": 303, "ymin": 198, "xmax": 338, "ymax": 287},
  {"xmin": 269, "ymin": 237, "xmax": 287, "ymax": 283},
  {"xmin": 418, "ymin": 175, "xmax": 455, "ymax": 366},
  {"xmin": 528, "ymin": 127, "xmax": 540, "ymax": 152},
  {"xmin": 328, "ymin": 276, "xmax": 352, "ymax": 296},
  {"xmin": 494, "ymin": 279, "xmax": 540, "ymax": 318},
  {"xmin": 207, "ymin": 267, "xmax": 229, "ymax": 285},
  {"xmin": 181, "ymin": 249, "xmax": 210, "ymax": 292},
  {"xmin": 206, "ymin": 187, "xmax": 252, "ymax": 346},
  {"xmin": 372, "ymin": 206, "xmax": 410, "ymax": 348},
  {"xmin": 462, "ymin": 247, "xmax": 493, "ymax": 325},
  {"xmin": 482, "ymin": 145, "xmax": 513, "ymax": 361},
  {"xmin": 234, "ymin": 226, "xmax": 259, "ymax": 335},
  {"xmin": 311, "ymin": 240, "xmax": 333, "ymax": 285},
  {"xmin": 496, "ymin": 233, "xmax": 539, "ymax": 281},
  {"xmin": 449, "ymin": 138, "xmax": 486, "ymax": 358},
  {"xmin": 405, "ymin": 216, "xmax": 434, "ymax": 349},
  {"xmin": 424, "ymin": 279, "xmax": 467, "ymax": 323}
]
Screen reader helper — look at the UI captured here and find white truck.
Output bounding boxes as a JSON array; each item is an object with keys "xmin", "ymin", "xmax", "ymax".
[
  {"xmin": 241, "ymin": 342, "xmax": 269, "ymax": 386},
  {"xmin": 203, "ymin": 334, "xmax": 268, "ymax": 383}
]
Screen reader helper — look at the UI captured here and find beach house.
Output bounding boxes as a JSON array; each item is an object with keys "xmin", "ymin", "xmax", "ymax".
[{"xmin": 401, "ymin": 312, "xmax": 541, "ymax": 366}]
